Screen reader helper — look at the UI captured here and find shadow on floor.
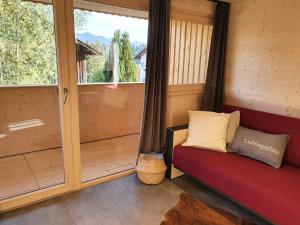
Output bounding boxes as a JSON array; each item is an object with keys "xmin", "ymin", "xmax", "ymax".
[{"xmin": 0, "ymin": 174, "xmax": 272, "ymax": 225}]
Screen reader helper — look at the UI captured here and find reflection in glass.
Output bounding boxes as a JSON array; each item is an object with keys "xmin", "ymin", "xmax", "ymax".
[
  {"xmin": 0, "ymin": 0, "xmax": 65, "ymax": 200},
  {"xmin": 73, "ymin": 4, "xmax": 147, "ymax": 182}
]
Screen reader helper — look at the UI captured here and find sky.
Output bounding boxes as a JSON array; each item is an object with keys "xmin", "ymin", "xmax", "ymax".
[{"xmin": 76, "ymin": 11, "xmax": 148, "ymax": 43}]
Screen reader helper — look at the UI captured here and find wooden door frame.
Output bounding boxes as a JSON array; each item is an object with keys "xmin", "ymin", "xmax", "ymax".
[
  {"xmin": 0, "ymin": 0, "xmax": 139, "ymax": 212},
  {"xmin": 65, "ymin": 0, "xmax": 136, "ymax": 190},
  {"xmin": 0, "ymin": 0, "xmax": 135, "ymax": 212},
  {"xmin": 0, "ymin": 0, "xmax": 76, "ymax": 212}
]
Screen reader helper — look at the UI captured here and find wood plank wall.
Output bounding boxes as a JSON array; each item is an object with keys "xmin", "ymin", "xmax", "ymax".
[
  {"xmin": 0, "ymin": 0, "xmax": 216, "ymax": 156},
  {"xmin": 78, "ymin": 84, "xmax": 144, "ymax": 143},
  {"xmin": 0, "ymin": 87, "xmax": 62, "ymax": 157},
  {"xmin": 166, "ymin": 0, "xmax": 215, "ymax": 126},
  {"xmin": 167, "ymin": 84, "xmax": 205, "ymax": 126},
  {"xmin": 0, "ymin": 83, "xmax": 202, "ymax": 156},
  {"xmin": 84, "ymin": 0, "xmax": 216, "ymax": 22},
  {"xmin": 169, "ymin": 20, "xmax": 212, "ymax": 85},
  {"xmin": 225, "ymin": 0, "xmax": 300, "ymax": 118},
  {"xmin": 0, "ymin": 84, "xmax": 144, "ymax": 157}
]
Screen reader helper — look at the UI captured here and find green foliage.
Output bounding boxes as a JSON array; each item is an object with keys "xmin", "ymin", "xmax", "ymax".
[
  {"xmin": 89, "ymin": 68, "xmax": 112, "ymax": 83},
  {"xmin": 0, "ymin": 1, "xmax": 89, "ymax": 86},
  {"xmin": 85, "ymin": 42, "xmax": 113, "ymax": 83},
  {"xmin": 112, "ymin": 30, "xmax": 121, "ymax": 44},
  {"xmin": 0, "ymin": 1, "xmax": 137, "ymax": 86},
  {"xmin": 0, "ymin": 0, "xmax": 57, "ymax": 85},
  {"xmin": 85, "ymin": 42, "xmax": 104, "ymax": 82},
  {"xmin": 112, "ymin": 30, "xmax": 137, "ymax": 82},
  {"xmin": 74, "ymin": 10, "xmax": 89, "ymax": 31},
  {"xmin": 87, "ymin": 29, "xmax": 137, "ymax": 83}
]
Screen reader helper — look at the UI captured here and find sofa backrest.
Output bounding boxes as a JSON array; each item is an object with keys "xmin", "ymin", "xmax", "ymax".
[{"xmin": 222, "ymin": 105, "xmax": 300, "ymax": 167}]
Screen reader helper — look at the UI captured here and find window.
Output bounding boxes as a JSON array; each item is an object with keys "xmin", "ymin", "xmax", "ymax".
[
  {"xmin": 168, "ymin": 20, "xmax": 213, "ymax": 85},
  {"xmin": 0, "ymin": 0, "xmax": 57, "ymax": 86},
  {"xmin": 74, "ymin": 9, "xmax": 148, "ymax": 84}
]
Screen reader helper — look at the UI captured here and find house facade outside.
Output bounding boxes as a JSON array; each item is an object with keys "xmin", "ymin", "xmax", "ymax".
[{"xmin": 135, "ymin": 48, "xmax": 147, "ymax": 82}]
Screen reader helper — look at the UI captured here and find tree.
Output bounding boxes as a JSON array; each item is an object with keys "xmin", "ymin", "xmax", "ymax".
[
  {"xmin": 112, "ymin": 30, "xmax": 137, "ymax": 82},
  {"xmin": 86, "ymin": 42, "xmax": 103, "ymax": 81},
  {"xmin": 119, "ymin": 32, "xmax": 137, "ymax": 82},
  {"xmin": 0, "ymin": 1, "xmax": 88, "ymax": 85},
  {"xmin": 0, "ymin": 0, "xmax": 57, "ymax": 85},
  {"xmin": 85, "ymin": 42, "xmax": 112, "ymax": 83},
  {"xmin": 112, "ymin": 30, "xmax": 121, "ymax": 44},
  {"xmin": 74, "ymin": 10, "xmax": 89, "ymax": 31}
]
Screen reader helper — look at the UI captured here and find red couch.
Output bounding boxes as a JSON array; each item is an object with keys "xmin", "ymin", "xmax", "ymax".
[{"xmin": 168, "ymin": 105, "xmax": 300, "ymax": 225}]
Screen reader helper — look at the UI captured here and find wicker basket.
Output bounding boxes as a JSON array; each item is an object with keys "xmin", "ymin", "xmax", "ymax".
[{"xmin": 136, "ymin": 153, "xmax": 167, "ymax": 185}]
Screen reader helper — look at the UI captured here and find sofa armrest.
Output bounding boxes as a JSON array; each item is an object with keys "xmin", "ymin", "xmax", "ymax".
[{"xmin": 165, "ymin": 125, "xmax": 188, "ymax": 179}]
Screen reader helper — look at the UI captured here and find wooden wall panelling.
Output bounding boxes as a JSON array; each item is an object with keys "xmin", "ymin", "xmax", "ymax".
[
  {"xmin": 78, "ymin": 83, "xmax": 144, "ymax": 143},
  {"xmin": 225, "ymin": 0, "xmax": 300, "ymax": 118},
  {"xmin": 0, "ymin": 82, "xmax": 204, "ymax": 156},
  {"xmin": 173, "ymin": 21, "xmax": 181, "ymax": 85},
  {"xmin": 205, "ymin": 25, "xmax": 213, "ymax": 79},
  {"xmin": 66, "ymin": 0, "xmax": 215, "ymax": 25},
  {"xmin": 167, "ymin": 84, "xmax": 204, "ymax": 126},
  {"xmin": 76, "ymin": 0, "xmax": 149, "ymax": 11},
  {"xmin": 81, "ymin": 0, "xmax": 216, "ymax": 23},
  {"xmin": 74, "ymin": 0, "xmax": 148, "ymax": 19},
  {"xmin": 171, "ymin": 0, "xmax": 216, "ymax": 25},
  {"xmin": 0, "ymin": 84, "xmax": 144, "ymax": 157},
  {"xmin": 178, "ymin": 21, "xmax": 186, "ymax": 84},
  {"xmin": 183, "ymin": 23, "xmax": 192, "ymax": 84},
  {"xmin": 0, "ymin": 0, "xmax": 215, "ymax": 156},
  {"xmin": 169, "ymin": 20, "xmax": 176, "ymax": 85},
  {"xmin": 0, "ymin": 87, "xmax": 62, "ymax": 157},
  {"xmin": 168, "ymin": 21, "xmax": 213, "ymax": 86},
  {"xmin": 194, "ymin": 24, "xmax": 203, "ymax": 83},
  {"xmin": 199, "ymin": 25, "xmax": 209, "ymax": 83},
  {"xmin": 27, "ymin": 0, "xmax": 148, "ymax": 19},
  {"xmin": 188, "ymin": 23, "xmax": 197, "ymax": 84}
]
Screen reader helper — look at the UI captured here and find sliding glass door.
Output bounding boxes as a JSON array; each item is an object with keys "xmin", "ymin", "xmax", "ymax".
[
  {"xmin": 0, "ymin": 0, "xmax": 74, "ymax": 209},
  {"xmin": 72, "ymin": 0, "xmax": 148, "ymax": 182},
  {"xmin": 0, "ymin": 0, "xmax": 149, "ymax": 211}
]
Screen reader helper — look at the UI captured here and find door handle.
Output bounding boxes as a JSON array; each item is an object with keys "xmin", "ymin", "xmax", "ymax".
[{"xmin": 63, "ymin": 88, "xmax": 68, "ymax": 105}]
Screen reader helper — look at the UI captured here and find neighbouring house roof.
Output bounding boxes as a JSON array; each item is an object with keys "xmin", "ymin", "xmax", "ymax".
[
  {"xmin": 76, "ymin": 39, "xmax": 102, "ymax": 83},
  {"xmin": 134, "ymin": 47, "xmax": 147, "ymax": 60},
  {"xmin": 76, "ymin": 39, "xmax": 102, "ymax": 56}
]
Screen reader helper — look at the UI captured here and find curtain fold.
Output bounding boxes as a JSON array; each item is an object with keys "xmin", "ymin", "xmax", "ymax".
[
  {"xmin": 139, "ymin": 0, "xmax": 170, "ymax": 154},
  {"xmin": 201, "ymin": 1, "xmax": 230, "ymax": 112}
]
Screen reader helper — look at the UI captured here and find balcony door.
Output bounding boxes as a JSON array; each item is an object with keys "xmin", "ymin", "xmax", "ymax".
[
  {"xmin": 0, "ymin": 0, "xmax": 149, "ymax": 211},
  {"xmin": 72, "ymin": 0, "xmax": 148, "ymax": 183},
  {"xmin": 0, "ymin": 0, "xmax": 75, "ymax": 210}
]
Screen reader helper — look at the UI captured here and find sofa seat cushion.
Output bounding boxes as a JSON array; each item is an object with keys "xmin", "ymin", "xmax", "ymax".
[{"xmin": 173, "ymin": 145, "xmax": 300, "ymax": 225}]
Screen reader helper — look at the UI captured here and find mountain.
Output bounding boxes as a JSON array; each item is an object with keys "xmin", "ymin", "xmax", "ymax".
[
  {"xmin": 76, "ymin": 32, "xmax": 146, "ymax": 55},
  {"xmin": 132, "ymin": 42, "xmax": 147, "ymax": 56},
  {"xmin": 76, "ymin": 32, "xmax": 111, "ymax": 47}
]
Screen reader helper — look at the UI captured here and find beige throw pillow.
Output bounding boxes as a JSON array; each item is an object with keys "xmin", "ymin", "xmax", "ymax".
[
  {"xmin": 183, "ymin": 111, "xmax": 230, "ymax": 152},
  {"xmin": 226, "ymin": 110, "xmax": 240, "ymax": 144}
]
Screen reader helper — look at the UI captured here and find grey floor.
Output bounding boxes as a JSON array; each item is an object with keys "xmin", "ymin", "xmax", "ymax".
[{"xmin": 0, "ymin": 174, "xmax": 271, "ymax": 225}]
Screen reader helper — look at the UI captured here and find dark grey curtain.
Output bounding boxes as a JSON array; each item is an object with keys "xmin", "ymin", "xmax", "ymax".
[
  {"xmin": 139, "ymin": 0, "xmax": 170, "ymax": 154},
  {"xmin": 201, "ymin": 1, "xmax": 230, "ymax": 112}
]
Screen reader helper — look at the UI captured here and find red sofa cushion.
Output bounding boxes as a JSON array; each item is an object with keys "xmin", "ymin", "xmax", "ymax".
[
  {"xmin": 173, "ymin": 145, "xmax": 300, "ymax": 225},
  {"xmin": 222, "ymin": 105, "xmax": 300, "ymax": 167}
]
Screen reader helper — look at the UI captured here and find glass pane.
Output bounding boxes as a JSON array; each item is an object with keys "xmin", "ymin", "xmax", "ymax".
[
  {"xmin": 0, "ymin": 0, "xmax": 65, "ymax": 200},
  {"xmin": 73, "ymin": 2, "xmax": 148, "ymax": 182}
]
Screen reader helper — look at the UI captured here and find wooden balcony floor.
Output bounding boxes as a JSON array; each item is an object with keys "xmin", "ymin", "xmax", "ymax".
[{"xmin": 0, "ymin": 134, "xmax": 138, "ymax": 201}]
